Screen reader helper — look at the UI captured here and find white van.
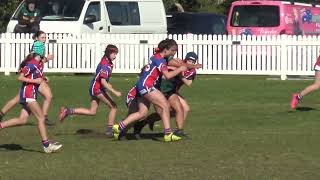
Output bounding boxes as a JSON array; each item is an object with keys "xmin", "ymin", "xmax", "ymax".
[{"xmin": 7, "ymin": 0, "xmax": 167, "ymax": 34}]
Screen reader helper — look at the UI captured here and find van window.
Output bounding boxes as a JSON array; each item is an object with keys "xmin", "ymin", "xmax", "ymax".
[
  {"xmin": 231, "ymin": 5, "xmax": 280, "ymax": 27},
  {"xmin": 167, "ymin": 13, "xmax": 227, "ymax": 35},
  {"xmin": 106, "ymin": 2, "xmax": 140, "ymax": 25},
  {"xmin": 85, "ymin": 2, "xmax": 101, "ymax": 22},
  {"xmin": 13, "ymin": 0, "xmax": 85, "ymax": 21}
]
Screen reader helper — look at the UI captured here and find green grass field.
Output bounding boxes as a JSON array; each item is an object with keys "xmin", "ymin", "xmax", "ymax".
[{"xmin": 1, "ymin": 74, "xmax": 320, "ymax": 179}]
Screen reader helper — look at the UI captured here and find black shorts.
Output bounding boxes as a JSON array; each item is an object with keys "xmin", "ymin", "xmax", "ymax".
[
  {"xmin": 20, "ymin": 103, "xmax": 32, "ymax": 115},
  {"xmin": 163, "ymin": 91, "xmax": 184, "ymax": 100},
  {"xmin": 163, "ymin": 90, "xmax": 176, "ymax": 99}
]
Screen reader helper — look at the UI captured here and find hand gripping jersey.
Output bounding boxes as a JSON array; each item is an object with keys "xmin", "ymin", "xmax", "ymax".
[{"xmin": 89, "ymin": 57, "xmax": 113, "ymax": 97}]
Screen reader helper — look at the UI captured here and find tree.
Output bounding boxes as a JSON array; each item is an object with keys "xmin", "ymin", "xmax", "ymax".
[
  {"xmin": 0, "ymin": 0, "xmax": 21, "ymax": 33},
  {"xmin": 163, "ymin": 0, "xmax": 176, "ymax": 12}
]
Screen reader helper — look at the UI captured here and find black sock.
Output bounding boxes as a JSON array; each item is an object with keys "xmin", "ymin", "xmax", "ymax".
[{"xmin": 175, "ymin": 129, "xmax": 184, "ymax": 134}]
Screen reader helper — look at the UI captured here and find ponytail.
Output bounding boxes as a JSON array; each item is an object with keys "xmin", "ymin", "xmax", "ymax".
[{"xmin": 154, "ymin": 47, "xmax": 161, "ymax": 53}]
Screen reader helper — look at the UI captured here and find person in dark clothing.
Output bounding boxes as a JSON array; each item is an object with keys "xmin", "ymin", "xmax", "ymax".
[{"xmin": 14, "ymin": 0, "xmax": 41, "ymax": 33}]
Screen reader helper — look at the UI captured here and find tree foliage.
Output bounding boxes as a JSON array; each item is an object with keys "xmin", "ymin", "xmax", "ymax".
[{"xmin": 0, "ymin": 0, "xmax": 21, "ymax": 33}]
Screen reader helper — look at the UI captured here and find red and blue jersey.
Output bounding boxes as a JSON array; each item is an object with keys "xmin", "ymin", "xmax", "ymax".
[
  {"xmin": 126, "ymin": 86, "xmax": 138, "ymax": 107},
  {"xmin": 136, "ymin": 54, "xmax": 168, "ymax": 95},
  {"xmin": 38, "ymin": 62, "xmax": 44, "ymax": 74},
  {"xmin": 177, "ymin": 68, "xmax": 196, "ymax": 90},
  {"xmin": 183, "ymin": 68, "xmax": 196, "ymax": 80},
  {"xmin": 314, "ymin": 56, "xmax": 320, "ymax": 71},
  {"xmin": 89, "ymin": 57, "xmax": 113, "ymax": 97},
  {"xmin": 19, "ymin": 59, "xmax": 42, "ymax": 103}
]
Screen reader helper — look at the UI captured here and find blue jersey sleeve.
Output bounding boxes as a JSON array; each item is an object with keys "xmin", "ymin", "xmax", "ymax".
[
  {"xmin": 20, "ymin": 64, "xmax": 36, "ymax": 77},
  {"xmin": 99, "ymin": 65, "xmax": 112, "ymax": 80}
]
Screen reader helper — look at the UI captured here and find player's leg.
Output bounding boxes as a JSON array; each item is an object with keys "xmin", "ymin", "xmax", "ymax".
[
  {"xmin": 143, "ymin": 89, "xmax": 181, "ymax": 142},
  {"xmin": 175, "ymin": 96, "xmax": 191, "ymax": 138},
  {"xmin": 59, "ymin": 99, "xmax": 99, "ymax": 122},
  {"xmin": 113, "ymin": 98, "xmax": 150, "ymax": 140},
  {"xmin": 96, "ymin": 92, "xmax": 118, "ymax": 136},
  {"xmin": 38, "ymin": 82, "xmax": 55, "ymax": 126},
  {"xmin": 132, "ymin": 99, "xmax": 156, "ymax": 135},
  {"xmin": 177, "ymin": 96, "xmax": 190, "ymax": 123},
  {"xmin": 0, "ymin": 94, "xmax": 19, "ymax": 121},
  {"xmin": 168, "ymin": 94, "xmax": 184, "ymax": 129},
  {"xmin": 291, "ymin": 71, "xmax": 320, "ymax": 109},
  {"xmin": 0, "ymin": 108, "xmax": 29, "ymax": 128},
  {"xmin": 28, "ymin": 101, "xmax": 62, "ymax": 153},
  {"xmin": 168, "ymin": 94, "xmax": 184, "ymax": 132}
]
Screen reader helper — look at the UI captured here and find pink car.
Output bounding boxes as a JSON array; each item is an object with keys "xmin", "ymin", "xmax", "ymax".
[{"xmin": 227, "ymin": 0, "xmax": 320, "ymax": 35}]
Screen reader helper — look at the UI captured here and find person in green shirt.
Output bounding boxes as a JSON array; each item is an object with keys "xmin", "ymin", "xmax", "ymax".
[{"xmin": 14, "ymin": 0, "xmax": 41, "ymax": 33}]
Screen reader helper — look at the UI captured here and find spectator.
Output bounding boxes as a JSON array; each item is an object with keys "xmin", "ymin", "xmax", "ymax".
[{"xmin": 14, "ymin": 0, "xmax": 41, "ymax": 33}]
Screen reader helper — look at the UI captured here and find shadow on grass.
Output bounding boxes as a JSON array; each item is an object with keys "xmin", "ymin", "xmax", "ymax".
[
  {"xmin": 0, "ymin": 144, "xmax": 42, "ymax": 153},
  {"xmin": 287, "ymin": 107, "xmax": 316, "ymax": 113},
  {"xmin": 75, "ymin": 129, "xmax": 109, "ymax": 139},
  {"xmin": 296, "ymin": 107, "xmax": 316, "ymax": 112},
  {"xmin": 76, "ymin": 129, "xmax": 94, "ymax": 134},
  {"xmin": 75, "ymin": 128, "xmax": 163, "ymax": 141},
  {"xmin": 123, "ymin": 133, "xmax": 163, "ymax": 141}
]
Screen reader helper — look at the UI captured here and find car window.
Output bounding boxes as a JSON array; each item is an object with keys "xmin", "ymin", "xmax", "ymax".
[
  {"xmin": 85, "ymin": 2, "xmax": 101, "ymax": 22},
  {"xmin": 231, "ymin": 5, "xmax": 280, "ymax": 27},
  {"xmin": 106, "ymin": 2, "xmax": 140, "ymax": 25},
  {"xmin": 168, "ymin": 13, "xmax": 227, "ymax": 35},
  {"xmin": 13, "ymin": 0, "xmax": 86, "ymax": 21}
]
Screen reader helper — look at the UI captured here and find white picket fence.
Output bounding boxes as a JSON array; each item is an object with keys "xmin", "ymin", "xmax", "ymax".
[{"xmin": 1, "ymin": 33, "xmax": 320, "ymax": 80}]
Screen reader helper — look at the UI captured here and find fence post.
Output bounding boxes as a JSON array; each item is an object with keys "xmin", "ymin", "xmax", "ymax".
[
  {"xmin": 186, "ymin": 33, "xmax": 194, "ymax": 53},
  {"xmin": 280, "ymin": 35, "xmax": 288, "ymax": 80},
  {"xmin": 4, "ymin": 33, "xmax": 12, "ymax": 76},
  {"xmin": 95, "ymin": 33, "xmax": 102, "ymax": 70}
]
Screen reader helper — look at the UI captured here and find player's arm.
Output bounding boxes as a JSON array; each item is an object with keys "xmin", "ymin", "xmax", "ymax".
[
  {"xmin": 167, "ymin": 66, "xmax": 177, "ymax": 70},
  {"xmin": 18, "ymin": 73, "xmax": 43, "ymax": 84},
  {"xmin": 18, "ymin": 66, "xmax": 44, "ymax": 84},
  {"xmin": 101, "ymin": 79, "xmax": 122, "ymax": 97},
  {"xmin": 162, "ymin": 65, "xmax": 187, "ymax": 79},
  {"xmin": 168, "ymin": 58, "xmax": 202, "ymax": 69},
  {"xmin": 42, "ymin": 54, "xmax": 54, "ymax": 63},
  {"xmin": 162, "ymin": 66, "xmax": 178, "ymax": 80},
  {"xmin": 181, "ymin": 77, "xmax": 193, "ymax": 87}
]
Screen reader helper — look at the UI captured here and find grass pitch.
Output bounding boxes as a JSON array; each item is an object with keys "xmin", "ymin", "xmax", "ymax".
[{"xmin": 0, "ymin": 74, "xmax": 320, "ymax": 179}]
